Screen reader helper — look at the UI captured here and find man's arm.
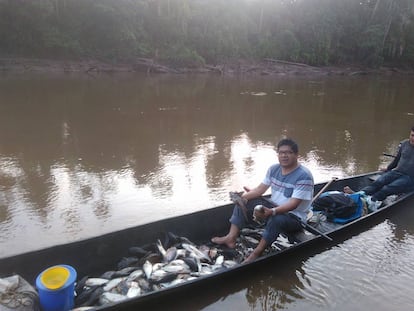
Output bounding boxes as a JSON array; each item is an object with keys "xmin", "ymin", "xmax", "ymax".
[
  {"xmin": 386, "ymin": 143, "xmax": 402, "ymax": 171},
  {"xmin": 241, "ymin": 183, "xmax": 269, "ymax": 201}
]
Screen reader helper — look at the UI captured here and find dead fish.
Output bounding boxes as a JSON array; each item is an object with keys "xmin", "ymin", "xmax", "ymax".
[
  {"xmin": 99, "ymin": 271, "xmax": 116, "ymax": 280},
  {"xmin": 175, "ymin": 249, "xmax": 188, "ymax": 259},
  {"xmin": 113, "ymin": 266, "xmax": 139, "ymax": 278},
  {"xmin": 126, "ymin": 269, "xmax": 144, "ymax": 282},
  {"xmin": 126, "ymin": 282, "xmax": 141, "ymax": 298},
  {"xmin": 208, "ymin": 247, "xmax": 218, "ymax": 259},
  {"xmin": 242, "ymin": 235, "xmax": 260, "ymax": 247},
  {"xmin": 229, "ymin": 191, "xmax": 249, "ymax": 221},
  {"xmin": 128, "ymin": 246, "xmax": 149, "ymax": 257},
  {"xmin": 274, "ymin": 234, "xmax": 294, "ymax": 248},
  {"xmin": 214, "ymin": 255, "xmax": 224, "ymax": 266},
  {"xmin": 165, "ymin": 247, "xmax": 178, "ymax": 263},
  {"xmin": 150, "ymin": 270, "xmax": 176, "ymax": 284},
  {"xmin": 140, "ymin": 252, "xmax": 162, "ymax": 265},
  {"xmin": 116, "ymin": 280, "xmax": 138, "ymax": 296},
  {"xmin": 162, "ymin": 231, "xmax": 181, "ymax": 248},
  {"xmin": 143, "ymin": 260, "xmax": 152, "ymax": 279},
  {"xmin": 162, "ymin": 263, "xmax": 190, "ymax": 274},
  {"xmin": 223, "ymin": 260, "xmax": 238, "ymax": 268},
  {"xmin": 218, "ymin": 248, "xmax": 240, "ymax": 260},
  {"xmin": 151, "ymin": 262, "xmax": 164, "ymax": 272},
  {"xmin": 156, "ymin": 239, "xmax": 167, "ymax": 259},
  {"xmin": 182, "ymin": 257, "xmax": 200, "ymax": 272},
  {"xmin": 117, "ymin": 257, "xmax": 139, "ymax": 270},
  {"xmin": 159, "ymin": 278, "xmax": 186, "ymax": 289},
  {"xmin": 99, "ymin": 292, "xmax": 128, "ymax": 305},
  {"xmin": 137, "ymin": 278, "xmax": 151, "ymax": 292},
  {"xmin": 103, "ymin": 277, "xmax": 124, "ymax": 292},
  {"xmin": 241, "ymin": 227, "xmax": 263, "ymax": 235},
  {"xmin": 76, "ymin": 286, "xmax": 104, "ymax": 307},
  {"xmin": 85, "ymin": 278, "xmax": 108, "ymax": 287},
  {"xmin": 75, "ymin": 275, "xmax": 89, "ymax": 293},
  {"xmin": 181, "ymin": 243, "xmax": 211, "ymax": 263}
]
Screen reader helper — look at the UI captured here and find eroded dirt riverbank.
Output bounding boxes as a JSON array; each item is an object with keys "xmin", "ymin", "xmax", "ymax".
[{"xmin": 1, "ymin": 57, "xmax": 413, "ymax": 77}]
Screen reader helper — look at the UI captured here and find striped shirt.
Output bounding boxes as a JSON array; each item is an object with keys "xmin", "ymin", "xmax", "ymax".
[{"xmin": 262, "ymin": 164, "xmax": 314, "ymax": 221}]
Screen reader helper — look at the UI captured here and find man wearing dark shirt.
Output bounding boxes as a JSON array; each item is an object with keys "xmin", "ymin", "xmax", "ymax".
[{"xmin": 349, "ymin": 125, "xmax": 414, "ymax": 203}]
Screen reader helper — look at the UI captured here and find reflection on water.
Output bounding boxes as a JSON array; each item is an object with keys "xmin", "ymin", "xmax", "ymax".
[
  {"xmin": 0, "ymin": 74, "xmax": 414, "ymax": 257},
  {"xmin": 1, "ymin": 73, "xmax": 414, "ymax": 309},
  {"xmin": 298, "ymin": 219, "xmax": 414, "ymax": 311}
]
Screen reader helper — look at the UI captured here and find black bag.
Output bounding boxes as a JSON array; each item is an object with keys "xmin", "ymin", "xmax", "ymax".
[{"xmin": 312, "ymin": 192, "xmax": 358, "ymax": 221}]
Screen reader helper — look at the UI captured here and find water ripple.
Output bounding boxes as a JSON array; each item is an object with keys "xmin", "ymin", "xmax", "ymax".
[{"xmin": 293, "ymin": 221, "xmax": 414, "ymax": 310}]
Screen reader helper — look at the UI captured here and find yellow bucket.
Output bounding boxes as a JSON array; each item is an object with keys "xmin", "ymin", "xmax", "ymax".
[{"xmin": 40, "ymin": 266, "xmax": 70, "ymax": 290}]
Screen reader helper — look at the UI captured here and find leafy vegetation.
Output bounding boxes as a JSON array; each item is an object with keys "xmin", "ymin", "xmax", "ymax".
[{"xmin": 0, "ymin": 0, "xmax": 413, "ymax": 68}]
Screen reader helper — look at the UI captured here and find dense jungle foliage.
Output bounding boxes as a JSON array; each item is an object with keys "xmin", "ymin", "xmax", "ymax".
[{"xmin": 1, "ymin": 0, "xmax": 414, "ymax": 68}]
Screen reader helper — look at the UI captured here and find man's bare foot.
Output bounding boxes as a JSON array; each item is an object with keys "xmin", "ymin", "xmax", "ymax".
[
  {"xmin": 343, "ymin": 186, "xmax": 355, "ymax": 194},
  {"xmin": 211, "ymin": 236, "xmax": 236, "ymax": 248}
]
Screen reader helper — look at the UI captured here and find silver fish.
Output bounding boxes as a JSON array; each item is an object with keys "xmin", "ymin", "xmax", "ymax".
[
  {"xmin": 137, "ymin": 278, "xmax": 151, "ymax": 292},
  {"xmin": 165, "ymin": 247, "xmax": 178, "ymax": 263},
  {"xmin": 85, "ymin": 278, "xmax": 108, "ymax": 287},
  {"xmin": 181, "ymin": 243, "xmax": 211, "ymax": 263},
  {"xmin": 214, "ymin": 255, "xmax": 224, "ymax": 266},
  {"xmin": 243, "ymin": 236, "xmax": 260, "ymax": 246},
  {"xmin": 229, "ymin": 191, "xmax": 249, "ymax": 221},
  {"xmin": 162, "ymin": 263, "xmax": 190, "ymax": 274},
  {"xmin": 175, "ymin": 249, "xmax": 188, "ymax": 259},
  {"xmin": 103, "ymin": 277, "xmax": 124, "ymax": 292},
  {"xmin": 275, "ymin": 234, "xmax": 293, "ymax": 248},
  {"xmin": 150, "ymin": 270, "xmax": 177, "ymax": 283},
  {"xmin": 126, "ymin": 282, "xmax": 141, "ymax": 298},
  {"xmin": 150, "ymin": 269, "xmax": 168, "ymax": 281},
  {"xmin": 113, "ymin": 266, "xmax": 138, "ymax": 278},
  {"xmin": 159, "ymin": 278, "xmax": 186, "ymax": 289},
  {"xmin": 156, "ymin": 239, "xmax": 167, "ymax": 259},
  {"xmin": 99, "ymin": 292, "xmax": 128, "ymax": 305},
  {"xmin": 223, "ymin": 260, "xmax": 238, "ymax": 268},
  {"xmin": 143, "ymin": 260, "xmax": 152, "ymax": 279},
  {"xmin": 126, "ymin": 269, "xmax": 144, "ymax": 282},
  {"xmin": 152, "ymin": 262, "xmax": 164, "ymax": 272}
]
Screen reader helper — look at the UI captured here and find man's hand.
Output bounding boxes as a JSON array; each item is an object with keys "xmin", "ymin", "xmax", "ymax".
[{"xmin": 253, "ymin": 206, "xmax": 273, "ymax": 221}]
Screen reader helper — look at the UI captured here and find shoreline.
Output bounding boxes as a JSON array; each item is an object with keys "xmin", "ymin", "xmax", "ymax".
[{"xmin": 1, "ymin": 57, "xmax": 413, "ymax": 77}]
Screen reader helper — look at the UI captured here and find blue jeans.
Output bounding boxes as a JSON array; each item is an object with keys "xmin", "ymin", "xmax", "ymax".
[
  {"xmin": 229, "ymin": 198, "xmax": 301, "ymax": 244},
  {"xmin": 362, "ymin": 170, "xmax": 414, "ymax": 201}
]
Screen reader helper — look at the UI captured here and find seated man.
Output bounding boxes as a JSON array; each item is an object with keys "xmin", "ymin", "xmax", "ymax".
[
  {"xmin": 211, "ymin": 138, "xmax": 314, "ymax": 263},
  {"xmin": 344, "ymin": 125, "xmax": 414, "ymax": 208}
]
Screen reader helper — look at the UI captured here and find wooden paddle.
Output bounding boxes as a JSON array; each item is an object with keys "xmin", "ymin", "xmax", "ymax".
[{"xmin": 311, "ymin": 177, "xmax": 338, "ymax": 205}]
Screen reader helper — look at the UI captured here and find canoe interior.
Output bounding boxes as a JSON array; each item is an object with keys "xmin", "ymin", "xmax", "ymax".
[{"xmin": 1, "ymin": 171, "xmax": 411, "ymax": 310}]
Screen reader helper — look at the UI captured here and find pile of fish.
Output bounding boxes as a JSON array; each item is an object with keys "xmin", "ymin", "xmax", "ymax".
[{"xmin": 73, "ymin": 229, "xmax": 296, "ymax": 309}]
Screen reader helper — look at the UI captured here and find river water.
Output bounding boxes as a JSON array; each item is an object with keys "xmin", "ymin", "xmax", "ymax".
[{"xmin": 1, "ymin": 72, "xmax": 414, "ymax": 310}]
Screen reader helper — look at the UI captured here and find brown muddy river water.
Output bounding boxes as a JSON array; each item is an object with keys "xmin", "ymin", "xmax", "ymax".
[{"xmin": 1, "ymin": 72, "xmax": 414, "ymax": 310}]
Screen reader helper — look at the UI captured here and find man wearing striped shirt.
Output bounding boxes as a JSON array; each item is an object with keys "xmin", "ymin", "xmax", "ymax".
[{"xmin": 211, "ymin": 138, "xmax": 314, "ymax": 263}]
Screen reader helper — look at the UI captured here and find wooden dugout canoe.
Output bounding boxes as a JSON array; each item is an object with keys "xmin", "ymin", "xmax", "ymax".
[{"xmin": 1, "ymin": 171, "xmax": 414, "ymax": 310}]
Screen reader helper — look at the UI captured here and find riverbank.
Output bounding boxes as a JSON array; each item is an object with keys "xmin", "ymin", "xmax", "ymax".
[{"xmin": 1, "ymin": 57, "xmax": 413, "ymax": 77}]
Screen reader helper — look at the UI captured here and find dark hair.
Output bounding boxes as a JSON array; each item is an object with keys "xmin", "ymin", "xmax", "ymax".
[
  {"xmin": 411, "ymin": 125, "xmax": 414, "ymax": 132},
  {"xmin": 277, "ymin": 138, "xmax": 298, "ymax": 154}
]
